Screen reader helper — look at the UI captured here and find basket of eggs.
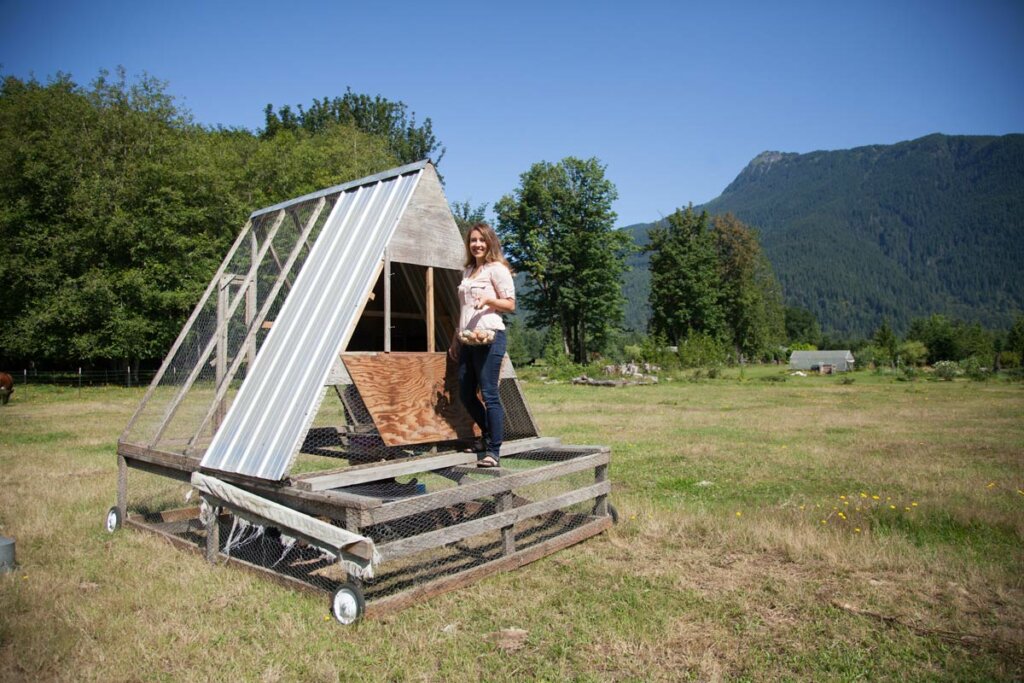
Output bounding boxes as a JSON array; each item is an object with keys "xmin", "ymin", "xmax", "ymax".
[{"xmin": 458, "ymin": 328, "xmax": 496, "ymax": 346}]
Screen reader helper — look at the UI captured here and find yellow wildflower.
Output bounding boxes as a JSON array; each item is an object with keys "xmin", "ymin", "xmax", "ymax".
[
  {"xmin": 854, "ymin": 528, "xmax": 861, "ymax": 533},
  {"xmin": 839, "ymin": 495, "xmax": 846, "ymax": 500},
  {"xmin": 889, "ymin": 504, "xmax": 896, "ymax": 509},
  {"xmin": 860, "ymin": 492, "xmax": 868, "ymax": 498},
  {"xmin": 872, "ymin": 495, "xmax": 880, "ymax": 500},
  {"xmin": 911, "ymin": 502, "xmax": 918, "ymax": 507},
  {"xmin": 735, "ymin": 511, "xmax": 742, "ymax": 517}
]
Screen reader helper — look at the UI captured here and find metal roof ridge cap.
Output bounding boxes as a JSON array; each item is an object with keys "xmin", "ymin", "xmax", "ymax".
[{"xmin": 249, "ymin": 160, "xmax": 430, "ymax": 218}]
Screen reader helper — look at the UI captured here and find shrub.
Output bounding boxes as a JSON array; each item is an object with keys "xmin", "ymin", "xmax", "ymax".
[
  {"xmin": 960, "ymin": 355, "xmax": 990, "ymax": 381},
  {"xmin": 933, "ymin": 360, "xmax": 960, "ymax": 381},
  {"xmin": 840, "ymin": 375, "xmax": 855, "ymax": 385},
  {"xmin": 678, "ymin": 332, "xmax": 729, "ymax": 368}
]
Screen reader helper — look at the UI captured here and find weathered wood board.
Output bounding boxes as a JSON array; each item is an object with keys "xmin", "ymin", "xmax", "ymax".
[{"xmin": 342, "ymin": 353, "xmax": 479, "ymax": 446}]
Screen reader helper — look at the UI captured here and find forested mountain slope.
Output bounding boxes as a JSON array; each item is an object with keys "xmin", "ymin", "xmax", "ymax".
[{"xmin": 623, "ymin": 134, "xmax": 1024, "ymax": 337}]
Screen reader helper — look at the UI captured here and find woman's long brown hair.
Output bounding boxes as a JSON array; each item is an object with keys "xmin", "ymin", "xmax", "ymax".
[{"xmin": 463, "ymin": 222, "xmax": 512, "ymax": 271}]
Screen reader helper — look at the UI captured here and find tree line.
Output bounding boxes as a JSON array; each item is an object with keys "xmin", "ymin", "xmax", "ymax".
[
  {"xmin": 0, "ymin": 70, "xmax": 438, "ymax": 370},
  {"xmin": 3, "ymin": 70, "xmax": 1019, "ymax": 374}
]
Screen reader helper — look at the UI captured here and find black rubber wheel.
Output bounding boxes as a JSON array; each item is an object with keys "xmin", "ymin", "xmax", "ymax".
[
  {"xmin": 104, "ymin": 506, "xmax": 122, "ymax": 533},
  {"xmin": 330, "ymin": 582, "xmax": 366, "ymax": 625}
]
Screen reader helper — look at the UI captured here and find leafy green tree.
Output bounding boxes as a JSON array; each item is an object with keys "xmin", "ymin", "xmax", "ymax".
[
  {"xmin": 1007, "ymin": 315, "xmax": 1024, "ymax": 360},
  {"xmin": 907, "ymin": 314, "xmax": 958, "ymax": 363},
  {"xmin": 784, "ymin": 306, "xmax": 822, "ymax": 347},
  {"xmin": 646, "ymin": 206, "xmax": 725, "ymax": 345},
  {"xmin": 872, "ymin": 319, "xmax": 899, "ymax": 367},
  {"xmin": 495, "ymin": 157, "xmax": 631, "ymax": 364},
  {"xmin": 898, "ymin": 340, "xmax": 929, "ymax": 366},
  {"xmin": 263, "ymin": 88, "xmax": 444, "ymax": 165},
  {"xmin": 710, "ymin": 213, "xmax": 785, "ymax": 360},
  {"xmin": 450, "ymin": 200, "xmax": 488, "ymax": 237},
  {"xmin": 0, "ymin": 70, "xmax": 399, "ymax": 369}
]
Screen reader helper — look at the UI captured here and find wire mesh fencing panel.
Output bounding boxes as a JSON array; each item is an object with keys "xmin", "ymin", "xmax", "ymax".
[
  {"xmin": 122, "ymin": 196, "xmax": 337, "ymax": 455},
  {"xmin": 125, "ymin": 447, "xmax": 610, "ymax": 608}
]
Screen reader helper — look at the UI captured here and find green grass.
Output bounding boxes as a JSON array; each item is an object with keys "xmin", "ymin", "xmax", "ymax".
[{"xmin": 0, "ymin": 374, "xmax": 1022, "ymax": 680}]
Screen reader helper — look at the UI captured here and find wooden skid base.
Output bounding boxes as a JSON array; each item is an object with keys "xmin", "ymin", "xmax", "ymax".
[
  {"xmin": 364, "ymin": 515, "xmax": 612, "ymax": 619},
  {"xmin": 122, "ymin": 508, "xmax": 612, "ymax": 620}
]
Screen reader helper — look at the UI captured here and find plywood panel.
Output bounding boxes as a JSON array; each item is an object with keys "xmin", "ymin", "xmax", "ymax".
[{"xmin": 342, "ymin": 353, "xmax": 479, "ymax": 446}]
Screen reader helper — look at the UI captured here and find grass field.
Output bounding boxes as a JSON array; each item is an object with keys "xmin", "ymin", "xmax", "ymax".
[{"xmin": 1, "ymin": 369, "xmax": 1022, "ymax": 681}]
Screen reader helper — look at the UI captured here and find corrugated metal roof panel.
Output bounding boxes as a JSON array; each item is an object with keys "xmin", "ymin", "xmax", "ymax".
[{"xmin": 200, "ymin": 167, "xmax": 423, "ymax": 480}]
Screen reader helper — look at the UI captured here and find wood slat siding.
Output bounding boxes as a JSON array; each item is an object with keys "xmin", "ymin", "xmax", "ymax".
[
  {"xmin": 368, "ymin": 447, "xmax": 606, "ymax": 525},
  {"xmin": 364, "ymin": 516, "xmax": 612, "ymax": 619},
  {"xmin": 343, "ymin": 353, "xmax": 480, "ymax": 446},
  {"xmin": 294, "ymin": 451, "xmax": 478, "ymax": 491},
  {"xmin": 291, "ymin": 436, "xmax": 563, "ymax": 493},
  {"xmin": 377, "ymin": 481, "xmax": 610, "ymax": 562},
  {"xmin": 387, "ymin": 164, "xmax": 465, "ymax": 271}
]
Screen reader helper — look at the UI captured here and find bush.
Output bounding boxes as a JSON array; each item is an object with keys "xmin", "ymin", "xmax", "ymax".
[
  {"xmin": 933, "ymin": 360, "xmax": 960, "ymax": 381},
  {"xmin": 840, "ymin": 375, "xmax": 855, "ymax": 385},
  {"xmin": 898, "ymin": 340, "xmax": 929, "ymax": 367},
  {"xmin": 960, "ymin": 356, "xmax": 990, "ymax": 381},
  {"xmin": 678, "ymin": 332, "xmax": 729, "ymax": 368},
  {"xmin": 997, "ymin": 351, "xmax": 1020, "ymax": 369}
]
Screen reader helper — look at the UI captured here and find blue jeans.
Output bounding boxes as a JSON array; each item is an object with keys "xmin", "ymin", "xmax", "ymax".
[{"xmin": 458, "ymin": 330, "xmax": 506, "ymax": 459}]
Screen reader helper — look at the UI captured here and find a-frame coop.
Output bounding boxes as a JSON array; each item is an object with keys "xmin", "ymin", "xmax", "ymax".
[{"xmin": 109, "ymin": 161, "xmax": 615, "ymax": 623}]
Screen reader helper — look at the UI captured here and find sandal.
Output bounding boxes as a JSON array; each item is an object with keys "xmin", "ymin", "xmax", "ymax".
[{"xmin": 476, "ymin": 455, "xmax": 500, "ymax": 468}]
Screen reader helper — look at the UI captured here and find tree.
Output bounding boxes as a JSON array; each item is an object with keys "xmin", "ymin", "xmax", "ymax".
[
  {"xmin": 785, "ymin": 306, "xmax": 822, "ymax": 347},
  {"xmin": 710, "ymin": 213, "xmax": 785, "ymax": 360},
  {"xmin": 907, "ymin": 314, "xmax": 958, "ymax": 363},
  {"xmin": 1007, "ymin": 315, "xmax": 1024, "ymax": 359},
  {"xmin": 262, "ymin": 88, "xmax": 445, "ymax": 165},
  {"xmin": 0, "ymin": 70, "xmax": 400, "ymax": 369},
  {"xmin": 495, "ymin": 157, "xmax": 631, "ymax": 364},
  {"xmin": 873, "ymin": 319, "xmax": 898, "ymax": 367},
  {"xmin": 450, "ymin": 200, "xmax": 488, "ymax": 238},
  {"xmin": 646, "ymin": 206, "xmax": 724, "ymax": 346}
]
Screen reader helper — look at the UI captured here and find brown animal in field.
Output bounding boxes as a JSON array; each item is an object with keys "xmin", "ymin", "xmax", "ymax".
[{"xmin": 0, "ymin": 372, "xmax": 13, "ymax": 405}]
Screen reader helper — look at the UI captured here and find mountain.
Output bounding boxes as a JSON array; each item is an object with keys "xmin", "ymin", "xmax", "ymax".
[{"xmin": 622, "ymin": 133, "xmax": 1024, "ymax": 338}]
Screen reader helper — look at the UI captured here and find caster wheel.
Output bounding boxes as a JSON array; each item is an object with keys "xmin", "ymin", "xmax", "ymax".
[
  {"xmin": 330, "ymin": 582, "xmax": 365, "ymax": 625},
  {"xmin": 105, "ymin": 506, "xmax": 122, "ymax": 533}
]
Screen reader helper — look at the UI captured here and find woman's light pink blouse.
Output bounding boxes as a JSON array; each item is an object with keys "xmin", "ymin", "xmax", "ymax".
[{"xmin": 457, "ymin": 262, "xmax": 515, "ymax": 332}]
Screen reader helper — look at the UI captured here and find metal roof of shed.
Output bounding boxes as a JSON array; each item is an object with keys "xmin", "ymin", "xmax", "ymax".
[{"xmin": 200, "ymin": 163, "xmax": 425, "ymax": 480}]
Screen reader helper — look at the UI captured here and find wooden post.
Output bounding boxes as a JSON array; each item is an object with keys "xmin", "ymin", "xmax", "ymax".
[
  {"xmin": 214, "ymin": 274, "xmax": 230, "ymax": 429},
  {"xmin": 384, "ymin": 249, "xmax": 392, "ymax": 353},
  {"xmin": 246, "ymin": 233, "xmax": 258, "ymax": 367},
  {"xmin": 203, "ymin": 495, "xmax": 219, "ymax": 563},
  {"xmin": 497, "ymin": 491, "xmax": 516, "ymax": 556},
  {"xmin": 425, "ymin": 266, "xmax": 435, "ymax": 352},
  {"xmin": 594, "ymin": 463, "xmax": 609, "ymax": 517},
  {"xmin": 116, "ymin": 454, "xmax": 127, "ymax": 519}
]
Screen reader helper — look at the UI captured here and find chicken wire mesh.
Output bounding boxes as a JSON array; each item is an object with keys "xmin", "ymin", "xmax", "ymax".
[
  {"xmin": 122, "ymin": 196, "xmax": 335, "ymax": 455},
  {"xmin": 124, "ymin": 447, "xmax": 609, "ymax": 602}
]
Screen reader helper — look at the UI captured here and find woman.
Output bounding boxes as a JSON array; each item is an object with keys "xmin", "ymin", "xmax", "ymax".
[{"xmin": 450, "ymin": 222, "xmax": 516, "ymax": 467}]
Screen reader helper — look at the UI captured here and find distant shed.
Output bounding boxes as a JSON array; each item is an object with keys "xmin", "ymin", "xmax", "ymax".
[{"xmin": 789, "ymin": 350, "xmax": 855, "ymax": 372}]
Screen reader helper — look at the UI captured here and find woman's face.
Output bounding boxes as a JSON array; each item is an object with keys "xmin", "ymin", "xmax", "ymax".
[{"xmin": 469, "ymin": 229, "xmax": 488, "ymax": 262}]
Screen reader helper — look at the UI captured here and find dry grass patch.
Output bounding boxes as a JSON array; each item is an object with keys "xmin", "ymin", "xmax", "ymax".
[{"xmin": 1, "ymin": 377, "xmax": 1022, "ymax": 680}]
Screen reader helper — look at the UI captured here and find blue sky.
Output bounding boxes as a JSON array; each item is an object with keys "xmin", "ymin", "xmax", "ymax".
[{"xmin": 2, "ymin": 0, "xmax": 1022, "ymax": 226}]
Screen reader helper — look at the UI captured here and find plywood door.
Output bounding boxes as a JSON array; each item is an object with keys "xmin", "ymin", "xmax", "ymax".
[{"xmin": 341, "ymin": 353, "xmax": 480, "ymax": 446}]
